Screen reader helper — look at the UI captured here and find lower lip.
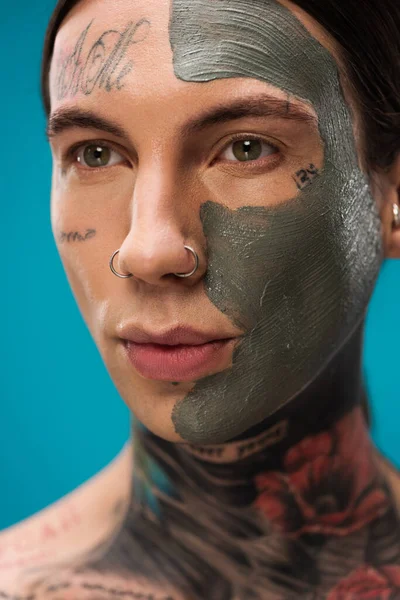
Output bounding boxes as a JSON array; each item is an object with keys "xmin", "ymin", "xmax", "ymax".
[{"xmin": 123, "ymin": 339, "xmax": 234, "ymax": 381}]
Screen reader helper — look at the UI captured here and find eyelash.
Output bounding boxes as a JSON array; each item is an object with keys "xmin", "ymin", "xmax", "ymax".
[{"xmin": 62, "ymin": 134, "xmax": 282, "ymax": 173}]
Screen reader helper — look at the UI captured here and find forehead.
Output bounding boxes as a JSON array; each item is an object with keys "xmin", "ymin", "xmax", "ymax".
[
  {"xmin": 50, "ymin": 0, "xmax": 172, "ymax": 101},
  {"xmin": 49, "ymin": 0, "xmax": 340, "ymax": 116}
]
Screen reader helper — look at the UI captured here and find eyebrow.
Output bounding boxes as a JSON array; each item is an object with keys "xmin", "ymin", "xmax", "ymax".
[
  {"xmin": 183, "ymin": 95, "xmax": 317, "ymax": 134},
  {"xmin": 46, "ymin": 108, "xmax": 129, "ymax": 140},
  {"xmin": 46, "ymin": 94, "xmax": 317, "ymax": 141}
]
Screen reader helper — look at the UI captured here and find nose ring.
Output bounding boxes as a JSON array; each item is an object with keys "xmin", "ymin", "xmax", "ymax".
[
  {"xmin": 174, "ymin": 246, "xmax": 199, "ymax": 278},
  {"xmin": 109, "ymin": 245, "xmax": 199, "ymax": 279},
  {"xmin": 109, "ymin": 250, "xmax": 133, "ymax": 279}
]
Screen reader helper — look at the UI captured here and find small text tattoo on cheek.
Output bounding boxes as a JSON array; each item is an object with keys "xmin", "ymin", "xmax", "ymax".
[
  {"xmin": 59, "ymin": 229, "xmax": 96, "ymax": 243},
  {"xmin": 55, "ymin": 18, "xmax": 151, "ymax": 101},
  {"xmin": 293, "ymin": 164, "xmax": 320, "ymax": 190}
]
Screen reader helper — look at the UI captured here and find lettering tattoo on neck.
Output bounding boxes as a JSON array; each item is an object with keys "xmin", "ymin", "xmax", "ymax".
[
  {"xmin": 59, "ymin": 229, "xmax": 96, "ymax": 243},
  {"xmin": 0, "ymin": 593, "xmax": 34, "ymax": 599},
  {"xmin": 182, "ymin": 419, "xmax": 288, "ymax": 463},
  {"xmin": 80, "ymin": 583, "xmax": 173, "ymax": 599},
  {"xmin": 0, "ymin": 585, "xmax": 175, "ymax": 600},
  {"xmin": 54, "ymin": 19, "xmax": 150, "ymax": 101}
]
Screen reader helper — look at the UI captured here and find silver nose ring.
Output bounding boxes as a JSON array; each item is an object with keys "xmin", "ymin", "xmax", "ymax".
[
  {"xmin": 109, "ymin": 245, "xmax": 199, "ymax": 279},
  {"xmin": 174, "ymin": 245, "xmax": 199, "ymax": 278},
  {"xmin": 109, "ymin": 250, "xmax": 133, "ymax": 279}
]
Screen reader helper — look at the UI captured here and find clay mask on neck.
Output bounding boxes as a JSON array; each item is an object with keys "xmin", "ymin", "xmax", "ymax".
[{"xmin": 169, "ymin": 0, "xmax": 383, "ymax": 444}]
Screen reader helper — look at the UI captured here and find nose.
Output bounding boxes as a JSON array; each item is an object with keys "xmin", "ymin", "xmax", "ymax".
[{"xmin": 116, "ymin": 164, "xmax": 206, "ymax": 286}]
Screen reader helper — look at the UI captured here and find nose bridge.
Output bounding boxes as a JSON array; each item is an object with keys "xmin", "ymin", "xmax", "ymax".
[
  {"xmin": 132, "ymin": 156, "xmax": 185, "ymax": 236},
  {"xmin": 118, "ymin": 154, "xmax": 203, "ymax": 285}
]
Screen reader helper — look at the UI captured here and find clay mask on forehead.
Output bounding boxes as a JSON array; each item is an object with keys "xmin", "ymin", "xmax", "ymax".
[{"xmin": 169, "ymin": 0, "xmax": 383, "ymax": 444}]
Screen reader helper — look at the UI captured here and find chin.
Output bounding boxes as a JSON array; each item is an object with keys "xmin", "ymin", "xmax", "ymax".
[
  {"xmin": 117, "ymin": 383, "xmax": 191, "ymax": 444},
  {"xmin": 131, "ymin": 410, "xmax": 186, "ymax": 444}
]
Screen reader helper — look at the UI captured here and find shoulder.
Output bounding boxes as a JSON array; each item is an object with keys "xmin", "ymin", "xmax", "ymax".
[{"xmin": 0, "ymin": 443, "xmax": 132, "ymax": 596}]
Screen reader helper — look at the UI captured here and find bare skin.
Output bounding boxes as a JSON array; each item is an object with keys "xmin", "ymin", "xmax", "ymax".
[
  {"xmin": 3, "ymin": 0, "xmax": 400, "ymax": 597},
  {"xmin": 0, "ymin": 446, "xmax": 131, "ymax": 591}
]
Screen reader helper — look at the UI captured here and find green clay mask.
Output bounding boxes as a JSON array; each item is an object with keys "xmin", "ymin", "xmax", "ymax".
[{"xmin": 169, "ymin": 0, "xmax": 383, "ymax": 444}]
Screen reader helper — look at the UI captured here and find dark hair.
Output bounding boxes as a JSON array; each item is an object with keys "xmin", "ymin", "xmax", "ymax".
[
  {"xmin": 290, "ymin": 0, "xmax": 400, "ymax": 170},
  {"xmin": 41, "ymin": 0, "xmax": 400, "ymax": 168}
]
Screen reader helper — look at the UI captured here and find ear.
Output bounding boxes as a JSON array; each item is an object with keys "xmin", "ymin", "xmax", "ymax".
[{"xmin": 375, "ymin": 153, "xmax": 400, "ymax": 259}]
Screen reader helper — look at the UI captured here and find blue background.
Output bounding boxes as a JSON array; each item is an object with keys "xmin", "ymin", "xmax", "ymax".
[{"xmin": 1, "ymin": 0, "xmax": 399, "ymax": 531}]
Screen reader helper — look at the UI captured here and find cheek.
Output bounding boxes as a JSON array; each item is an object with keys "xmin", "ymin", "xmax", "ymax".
[
  {"xmin": 50, "ymin": 171, "xmax": 134, "ymax": 325},
  {"xmin": 203, "ymin": 143, "xmax": 324, "ymax": 209},
  {"xmin": 50, "ymin": 167, "xmax": 134, "ymax": 229}
]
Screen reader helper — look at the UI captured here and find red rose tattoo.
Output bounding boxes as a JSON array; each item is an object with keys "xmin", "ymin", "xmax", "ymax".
[
  {"xmin": 254, "ymin": 407, "xmax": 389, "ymax": 536},
  {"xmin": 327, "ymin": 565, "xmax": 400, "ymax": 599}
]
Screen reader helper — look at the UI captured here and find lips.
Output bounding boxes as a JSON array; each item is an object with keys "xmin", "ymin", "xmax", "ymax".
[
  {"xmin": 119, "ymin": 326, "xmax": 238, "ymax": 381},
  {"xmin": 120, "ymin": 325, "xmax": 227, "ymax": 346}
]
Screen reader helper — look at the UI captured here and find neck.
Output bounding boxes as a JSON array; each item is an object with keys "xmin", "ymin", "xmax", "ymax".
[
  {"xmin": 85, "ymin": 323, "xmax": 400, "ymax": 598},
  {"xmin": 133, "ymin": 322, "xmax": 369, "ymax": 496}
]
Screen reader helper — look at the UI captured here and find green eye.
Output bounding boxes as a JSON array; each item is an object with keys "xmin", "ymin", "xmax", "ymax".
[
  {"xmin": 232, "ymin": 139, "xmax": 263, "ymax": 161},
  {"xmin": 81, "ymin": 144, "xmax": 112, "ymax": 167},
  {"xmin": 221, "ymin": 138, "xmax": 277, "ymax": 163},
  {"xmin": 75, "ymin": 143, "xmax": 125, "ymax": 169}
]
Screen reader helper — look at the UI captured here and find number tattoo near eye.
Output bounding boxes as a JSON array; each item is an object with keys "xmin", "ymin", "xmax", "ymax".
[{"xmin": 293, "ymin": 163, "xmax": 320, "ymax": 190}]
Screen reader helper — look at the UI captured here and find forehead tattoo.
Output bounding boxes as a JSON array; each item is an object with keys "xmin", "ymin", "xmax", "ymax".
[{"xmin": 166, "ymin": 0, "xmax": 383, "ymax": 445}]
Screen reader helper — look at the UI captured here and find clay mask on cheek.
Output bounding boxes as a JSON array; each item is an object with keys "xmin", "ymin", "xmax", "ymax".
[{"xmin": 169, "ymin": 0, "xmax": 383, "ymax": 444}]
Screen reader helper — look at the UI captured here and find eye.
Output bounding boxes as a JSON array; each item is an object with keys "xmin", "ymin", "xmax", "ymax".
[
  {"xmin": 220, "ymin": 138, "xmax": 278, "ymax": 163},
  {"xmin": 76, "ymin": 143, "xmax": 125, "ymax": 168}
]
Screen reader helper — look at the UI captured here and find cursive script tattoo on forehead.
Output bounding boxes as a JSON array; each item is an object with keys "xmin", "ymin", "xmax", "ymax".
[{"xmin": 54, "ymin": 19, "xmax": 150, "ymax": 101}]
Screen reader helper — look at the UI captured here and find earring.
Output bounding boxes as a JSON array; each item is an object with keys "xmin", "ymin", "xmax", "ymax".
[{"xmin": 393, "ymin": 204, "xmax": 400, "ymax": 228}]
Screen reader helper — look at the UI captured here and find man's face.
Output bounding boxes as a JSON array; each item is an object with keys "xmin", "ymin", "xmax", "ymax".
[{"xmin": 48, "ymin": 0, "xmax": 382, "ymax": 445}]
